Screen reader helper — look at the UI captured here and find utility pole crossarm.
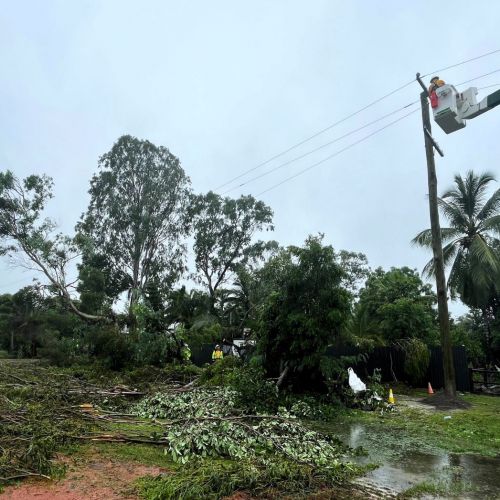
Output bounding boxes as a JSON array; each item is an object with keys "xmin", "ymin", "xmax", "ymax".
[{"xmin": 424, "ymin": 127, "xmax": 444, "ymax": 157}]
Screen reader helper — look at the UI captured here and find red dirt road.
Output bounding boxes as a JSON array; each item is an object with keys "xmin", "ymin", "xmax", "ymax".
[{"xmin": 0, "ymin": 456, "xmax": 166, "ymax": 499}]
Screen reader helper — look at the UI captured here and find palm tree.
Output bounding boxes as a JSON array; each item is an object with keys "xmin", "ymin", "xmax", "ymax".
[{"xmin": 413, "ymin": 171, "xmax": 500, "ymax": 359}]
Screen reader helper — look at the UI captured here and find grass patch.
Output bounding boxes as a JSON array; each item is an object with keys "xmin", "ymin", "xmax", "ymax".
[
  {"xmin": 398, "ymin": 478, "xmax": 474, "ymax": 498},
  {"xmin": 93, "ymin": 442, "xmax": 172, "ymax": 468},
  {"xmin": 63, "ymin": 441, "xmax": 172, "ymax": 469},
  {"xmin": 136, "ymin": 457, "xmax": 362, "ymax": 500}
]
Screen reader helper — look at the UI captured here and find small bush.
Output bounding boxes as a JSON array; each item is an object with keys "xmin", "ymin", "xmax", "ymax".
[
  {"xmin": 39, "ymin": 331, "xmax": 82, "ymax": 367},
  {"xmin": 230, "ymin": 365, "xmax": 279, "ymax": 413},
  {"xmin": 86, "ymin": 325, "xmax": 132, "ymax": 370},
  {"xmin": 198, "ymin": 356, "xmax": 241, "ymax": 386},
  {"xmin": 402, "ymin": 339, "xmax": 430, "ymax": 385}
]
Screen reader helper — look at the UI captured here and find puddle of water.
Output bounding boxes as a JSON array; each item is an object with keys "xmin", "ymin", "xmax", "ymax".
[{"xmin": 335, "ymin": 422, "xmax": 500, "ymax": 498}]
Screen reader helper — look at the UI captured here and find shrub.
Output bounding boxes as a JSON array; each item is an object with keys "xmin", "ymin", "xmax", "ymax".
[
  {"xmin": 38, "ymin": 331, "xmax": 82, "ymax": 367},
  {"xmin": 198, "ymin": 356, "xmax": 241, "ymax": 386},
  {"xmin": 229, "ymin": 365, "xmax": 279, "ymax": 413},
  {"xmin": 86, "ymin": 325, "xmax": 132, "ymax": 370}
]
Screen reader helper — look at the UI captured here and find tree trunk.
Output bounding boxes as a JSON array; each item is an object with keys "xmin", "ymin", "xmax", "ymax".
[{"xmin": 276, "ymin": 365, "xmax": 289, "ymax": 389}]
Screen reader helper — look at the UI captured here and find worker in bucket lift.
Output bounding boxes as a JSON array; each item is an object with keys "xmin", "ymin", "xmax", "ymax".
[
  {"xmin": 428, "ymin": 76, "xmax": 445, "ymax": 108},
  {"xmin": 428, "ymin": 76, "xmax": 445, "ymax": 95}
]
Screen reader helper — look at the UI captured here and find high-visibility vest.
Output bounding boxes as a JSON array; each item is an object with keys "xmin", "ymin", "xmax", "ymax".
[{"xmin": 212, "ymin": 350, "xmax": 223, "ymax": 360}]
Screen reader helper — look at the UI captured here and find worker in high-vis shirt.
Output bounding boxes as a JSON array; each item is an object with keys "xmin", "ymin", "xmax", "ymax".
[
  {"xmin": 428, "ymin": 75, "xmax": 445, "ymax": 95},
  {"xmin": 428, "ymin": 76, "xmax": 446, "ymax": 109},
  {"xmin": 181, "ymin": 342, "xmax": 191, "ymax": 363},
  {"xmin": 212, "ymin": 344, "xmax": 223, "ymax": 361}
]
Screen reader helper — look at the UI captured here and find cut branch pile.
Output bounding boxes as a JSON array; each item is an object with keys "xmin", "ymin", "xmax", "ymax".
[
  {"xmin": 0, "ymin": 361, "xmax": 144, "ymax": 484},
  {"xmin": 0, "ymin": 361, "xmax": 361, "ymax": 497}
]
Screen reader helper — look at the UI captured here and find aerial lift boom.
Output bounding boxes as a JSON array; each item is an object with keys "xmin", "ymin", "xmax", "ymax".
[{"xmin": 431, "ymin": 82, "xmax": 500, "ymax": 134}]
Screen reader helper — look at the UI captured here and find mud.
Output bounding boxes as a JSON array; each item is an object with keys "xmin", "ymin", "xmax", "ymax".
[{"xmin": 0, "ymin": 455, "xmax": 167, "ymax": 499}]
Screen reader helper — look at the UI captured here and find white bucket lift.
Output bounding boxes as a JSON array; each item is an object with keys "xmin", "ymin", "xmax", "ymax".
[
  {"xmin": 432, "ymin": 84, "xmax": 466, "ymax": 134},
  {"xmin": 432, "ymin": 84, "xmax": 500, "ymax": 134}
]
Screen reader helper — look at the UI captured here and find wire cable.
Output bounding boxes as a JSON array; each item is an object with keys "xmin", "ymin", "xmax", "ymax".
[
  {"xmin": 478, "ymin": 83, "xmax": 500, "ymax": 90},
  {"xmin": 251, "ymin": 66, "xmax": 500, "ymax": 197},
  {"xmin": 256, "ymin": 109, "xmax": 419, "ymax": 196},
  {"xmin": 253, "ymin": 67, "xmax": 500, "ymax": 197},
  {"xmin": 457, "ymin": 68, "xmax": 500, "ymax": 86},
  {"xmin": 214, "ymin": 80, "xmax": 415, "ymax": 191},
  {"xmin": 222, "ymin": 100, "xmax": 419, "ymax": 195},
  {"xmin": 422, "ymin": 49, "xmax": 500, "ymax": 77},
  {"xmin": 214, "ymin": 49, "xmax": 500, "ymax": 192}
]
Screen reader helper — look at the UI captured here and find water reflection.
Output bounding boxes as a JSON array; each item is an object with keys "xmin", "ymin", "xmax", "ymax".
[{"xmin": 338, "ymin": 422, "xmax": 500, "ymax": 498}]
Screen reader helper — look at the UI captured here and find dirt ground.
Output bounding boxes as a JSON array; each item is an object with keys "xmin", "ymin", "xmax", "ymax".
[
  {"xmin": 396, "ymin": 392, "xmax": 471, "ymax": 411},
  {"xmin": 0, "ymin": 454, "xmax": 167, "ymax": 500}
]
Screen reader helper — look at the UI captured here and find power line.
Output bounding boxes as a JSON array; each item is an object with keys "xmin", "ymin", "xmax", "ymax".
[
  {"xmin": 214, "ymin": 79, "xmax": 415, "ymax": 191},
  {"xmin": 422, "ymin": 48, "xmax": 500, "ymax": 77},
  {"xmin": 256, "ymin": 109, "xmax": 419, "ymax": 196},
  {"xmin": 478, "ymin": 83, "xmax": 500, "ymax": 90},
  {"xmin": 214, "ymin": 49, "xmax": 500, "ymax": 192},
  {"xmin": 253, "ymin": 66, "xmax": 500, "ymax": 197},
  {"xmin": 457, "ymin": 68, "xmax": 500, "ymax": 86},
  {"xmin": 222, "ymin": 100, "xmax": 419, "ymax": 194}
]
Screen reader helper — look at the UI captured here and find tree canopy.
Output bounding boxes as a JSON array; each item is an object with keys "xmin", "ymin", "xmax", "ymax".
[
  {"xmin": 189, "ymin": 191, "xmax": 274, "ymax": 311},
  {"xmin": 354, "ymin": 267, "xmax": 439, "ymax": 345},
  {"xmin": 257, "ymin": 236, "xmax": 351, "ymax": 384},
  {"xmin": 78, "ymin": 135, "xmax": 191, "ymax": 313}
]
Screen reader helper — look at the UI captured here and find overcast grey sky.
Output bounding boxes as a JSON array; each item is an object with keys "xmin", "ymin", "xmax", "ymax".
[{"xmin": 1, "ymin": 1, "xmax": 499, "ymax": 316}]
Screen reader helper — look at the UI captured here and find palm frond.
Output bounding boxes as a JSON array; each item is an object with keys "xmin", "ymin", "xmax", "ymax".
[
  {"xmin": 417, "ymin": 239, "xmax": 459, "ymax": 281},
  {"xmin": 469, "ymin": 234, "xmax": 500, "ymax": 274},
  {"xmin": 478, "ymin": 189, "xmax": 500, "ymax": 221},
  {"xmin": 412, "ymin": 229, "xmax": 433, "ymax": 248},
  {"xmin": 447, "ymin": 248, "xmax": 467, "ymax": 293},
  {"xmin": 443, "ymin": 171, "xmax": 496, "ymax": 219},
  {"xmin": 421, "ymin": 258, "xmax": 435, "ymax": 279},
  {"xmin": 437, "ymin": 198, "xmax": 469, "ymax": 230},
  {"xmin": 411, "ymin": 228, "xmax": 461, "ymax": 248},
  {"xmin": 479, "ymin": 215, "xmax": 500, "ymax": 237},
  {"xmin": 442, "ymin": 240, "xmax": 460, "ymax": 267}
]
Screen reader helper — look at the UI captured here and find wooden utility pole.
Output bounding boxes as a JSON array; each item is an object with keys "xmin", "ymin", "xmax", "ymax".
[{"xmin": 416, "ymin": 73, "xmax": 456, "ymax": 398}]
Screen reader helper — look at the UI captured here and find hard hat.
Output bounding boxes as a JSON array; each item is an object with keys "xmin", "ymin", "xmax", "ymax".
[
  {"xmin": 430, "ymin": 76, "xmax": 439, "ymax": 83},
  {"xmin": 215, "ymin": 344, "xmax": 220, "ymax": 348}
]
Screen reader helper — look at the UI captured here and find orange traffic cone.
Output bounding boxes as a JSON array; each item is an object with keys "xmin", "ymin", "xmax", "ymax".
[
  {"xmin": 427, "ymin": 382, "xmax": 434, "ymax": 395},
  {"xmin": 388, "ymin": 388, "xmax": 395, "ymax": 404}
]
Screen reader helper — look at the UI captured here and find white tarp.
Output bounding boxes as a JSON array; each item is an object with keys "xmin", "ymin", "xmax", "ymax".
[{"xmin": 348, "ymin": 367, "xmax": 366, "ymax": 393}]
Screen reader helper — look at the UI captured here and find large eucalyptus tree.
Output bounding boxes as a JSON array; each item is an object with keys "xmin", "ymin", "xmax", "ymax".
[{"xmin": 78, "ymin": 135, "xmax": 191, "ymax": 313}]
